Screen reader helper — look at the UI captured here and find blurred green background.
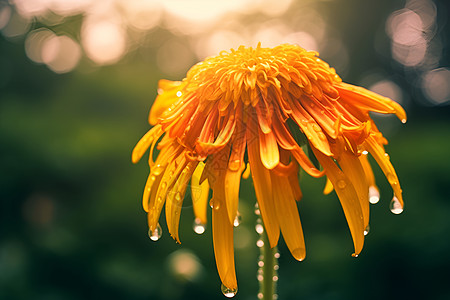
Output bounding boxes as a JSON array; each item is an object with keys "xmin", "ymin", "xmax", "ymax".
[{"xmin": 1, "ymin": 0, "xmax": 450, "ymax": 299}]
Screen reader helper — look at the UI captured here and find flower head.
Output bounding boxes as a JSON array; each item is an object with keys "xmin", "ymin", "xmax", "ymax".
[{"xmin": 132, "ymin": 44, "xmax": 406, "ymax": 291}]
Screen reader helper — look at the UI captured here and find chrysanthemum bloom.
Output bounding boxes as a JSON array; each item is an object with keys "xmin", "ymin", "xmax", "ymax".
[{"xmin": 132, "ymin": 44, "xmax": 405, "ymax": 293}]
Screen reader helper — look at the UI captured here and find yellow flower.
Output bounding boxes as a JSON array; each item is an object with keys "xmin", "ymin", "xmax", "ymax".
[{"xmin": 132, "ymin": 44, "xmax": 406, "ymax": 292}]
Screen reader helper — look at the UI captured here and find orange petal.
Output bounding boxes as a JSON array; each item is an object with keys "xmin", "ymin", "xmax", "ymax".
[
  {"xmin": 364, "ymin": 135, "xmax": 404, "ymax": 207},
  {"xmin": 312, "ymin": 148, "xmax": 365, "ymax": 256},
  {"xmin": 150, "ymin": 80, "xmax": 185, "ymax": 125},
  {"xmin": 338, "ymin": 151, "xmax": 370, "ymax": 228},
  {"xmin": 336, "ymin": 82, "xmax": 407, "ymax": 123},
  {"xmin": 271, "ymin": 172, "xmax": 306, "ymax": 261},
  {"xmin": 323, "ymin": 177, "xmax": 334, "ymax": 195},
  {"xmin": 290, "ymin": 100, "xmax": 332, "ymax": 156},
  {"xmin": 191, "ymin": 162, "xmax": 210, "ymax": 225},
  {"xmin": 212, "ymin": 176, "xmax": 237, "ymax": 290},
  {"xmin": 132, "ymin": 125, "xmax": 163, "ymax": 164},
  {"xmin": 166, "ymin": 162, "xmax": 197, "ymax": 243},
  {"xmin": 247, "ymin": 118, "xmax": 280, "ymax": 247},
  {"xmin": 259, "ymin": 128, "xmax": 280, "ymax": 170}
]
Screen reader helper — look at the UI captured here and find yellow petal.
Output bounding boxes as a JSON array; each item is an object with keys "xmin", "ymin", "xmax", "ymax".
[
  {"xmin": 131, "ymin": 125, "xmax": 162, "ymax": 164},
  {"xmin": 271, "ymin": 172, "xmax": 306, "ymax": 261},
  {"xmin": 338, "ymin": 151, "xmax": 370, "ymax": 229},
  {"xmin": 247, "ymin": 119, "xmax": 280, "ymax": 247},
  {"xmin": 149, "ymin": 80, "xmax": 184, "ymax": 125},
  {"xmin": 323, "ymin": 177, "xmax": 334, "ymax": 195},
  {"xmin": 313, "ymin": 147, "xmax": 365, "ymax": 256},
  {"xmin": 259, "ymin": 129, "xmax": 280, "ymax": 170},
  {"xmin": 166, "ymin": 161, "xmax": 197, "ymax": 243},
  {"xmin": 191, "ymin": 162, "xmax": 210, "ymax": 225},
  {"xmin": 364, "ymin": 136, "xmax": 404, "ymax": 207},
  {"xmin": 212, "ymin": 178, "xmax": 237, "ymax": 289}
]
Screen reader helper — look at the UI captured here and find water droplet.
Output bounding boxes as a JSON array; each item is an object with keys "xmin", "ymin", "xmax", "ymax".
[
  {"xmin": 384, "ymin": 153, "xmax": 390, "ymax": 160},
  {"xmin": 254, "ymin": 203, "xmax": 261, "ymax": 215},
  {"xmin": 369, "ymin": 186, "xmax": 380, "ymax": 204},
  {"xmin": 257, "ymin": 274, "xmax": 264, "ymax": 281},
  {"xmin": 233, "ymin": 213, "xmax": 242, "ymax": 227},
  {"xmin": 228, "ymin": 159, "xmax": 241, "ymax": 171},
  {"xmin": 150, "ymin": 175, "xmax": 156, "ymax": 181},
  {"xmin": 193, "ymin": 218, "xmax": 206, "ymax": 234},
  {"xmin": 352, "ymin": 253, "xmax": 359, "ymax": 258},
  {"xmin": 258, "ymin": 293, "xmax": 264, "ymax": 299},
  {"xmin": 401, "ymin": 118, "xmax": 406, "ymax": 124},
  {"xmin": 364, "ymin": 224, "xmax": 370, "ymax": 236},
  {"xmin": 255, "ymin": 224, "xmax": 264, "ymax": 234},
  {"xmin": 221, "ymin": 284, "xmax": 237, "ymax": 298},
  {"xmin": 274, "ymin": 252, "xmax": 280, "ymax": 259},
  {"xmin": 390, "ymin": 196, "xmax": 403, "ymax": 214},
  {"xmin": 175, "ymin": 192, "xmax": 182, "ymax": 201},
  {"xmin": 274, "ymin": 264, "xmax": 279, "ymax": 270},
  {"xmin": 337, "ymin": 179, "xmax": 347, "ymax": 189},
  {"xmin": 258, "ymin": 261, "xmax": 264, "ymax": 267},
  {"xmin": 272, "ymin": 275, "xmax": 279, "ymax": 281},
  {"xmin": 362, "ymin": 150, "xmax": 368, "ymax": 155},
  {"xmin": 256, "ymin": 239, "xmax": 264, "ymax": 248},
  {"xmin": 273, "ymin": 294, "xmax": 279, "ymax": 300},
  {"xmin": 176, "ymin": 91, "xmax": 182, "ymax": 97},
  {"xmin": 209, "ymin": 198, "xmax": 220, "ymax": 210},
  {"xmin": 157, "ymin": 88, "xmax": 163, "ymax": 95},
  {"xmin": 148, "ymin": 223, "xmax": 162, "ymax": 241},
  {"xmin": 161, "ymin": 182, "xmax": 167, "ymax": 189}
]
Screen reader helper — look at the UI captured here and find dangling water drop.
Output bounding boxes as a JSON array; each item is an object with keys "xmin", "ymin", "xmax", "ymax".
[
  {"xmin": 221, "ymin": 284, "xmax": 237, "ymax": 298},
  {"xmin": 390, "ymin": 196, "xmax": 403, "ymax": 214},
  {"xmin": 148, "ymin": 223, "xmax": 162, "ymax": 241},
  {"xmin": 209, "ymin": 198, "xmax": 220, "ymax": 210},
  {"xmin": 364, "ymin": 224, "xmax": 370, "ymax": 236},
  {"xmin": 369, "ymin": 186, "xmax": 380, "ymax": 204},
  {"xmin": 193, "ymin": 218, "xmax": 206, "ymax": 234},
  {"xmin": 233, "ymin": 213, "xmax": 242, "ymax": 227}
]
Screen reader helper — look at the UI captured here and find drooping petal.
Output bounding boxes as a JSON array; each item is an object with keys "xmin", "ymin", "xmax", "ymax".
[
  {"xmin": 166, "ymin": 161, "xmax": 197, "ymax": 243},
  {"xmin": 247, "ymin": 117, "xmax": 280, "ymax": 247},
  {"xmin": 132, "ymin": 125, "xmax": 163, "ymax": 164},
  {"xmin": 336, "ymin": 82, "xmax": 407, "ymax": 123},
  {"xmin": 191, "ymin": 162, "xmax": 210, "ymax": 224},
  {"xmin": 212, "ymin": 193, "xmax": 237, "ymax": 290},
  {"xmin": 312, "ymin": 147, "xmax": 365, "ymax": 256},
  {"xmin": 149, "ymin": 80, "xmax": 185, "ymax": 125},
  {"xmin": 271, "ymin": 172, "xmax": 306, "ymax": 260},
  {"xmin": 259, "ymin": 128, "xmax": 280, "ymax": 170},
  {"xmin": 364, "ymin": 135, "xmax": 404, "ymax": 207},
  {"xmin": 338, "ymin": 150, "xmax": 370, "ymax": 228}
]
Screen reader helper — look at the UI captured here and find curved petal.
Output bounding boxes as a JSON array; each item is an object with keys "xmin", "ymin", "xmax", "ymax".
[
  {"xmin": 191, "ymin": 162, "xmax": 210, "ymax": 225},
  {"xmin": 271, "ymin": 172, "xmax": 306, "ymax": 261},
  {"xmin": 150, "ymin": 80, "xmax": 185, "ymax": 125},
  {"xmin": 312, "ymin": 147, "xmax": 365, "ymax": 256},
  {"xmin": 132, "ymin": 125, "xmax": 163, "ymax": 164}
]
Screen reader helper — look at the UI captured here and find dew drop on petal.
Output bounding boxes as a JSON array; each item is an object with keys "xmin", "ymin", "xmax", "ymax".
[
  {"xmin": 364, "ymin": 224, "xmax": 370, "ymax": 236},
  {"xmin": 337, "ymin": 179, "xmax": 347, "ymax": 189},
  {"xmin": 193, "ymin": 218, "xmax": 206, "ymax": 234},
  {"xmin": 148, "ymin": 223, "xmax": 162, "ymax": 241},
  {"xmin": 362, "ymin": 150, "xmax": 368, "ymax": 155},
  {"xmin": 176, "ymin": 91, "xmax": 182, "ymax": 97},
  {"xmin": 258, "ymin": 293, "xmax": 264, "ymax": 299},
  {"xmin": 221, "ymin": 284, "xmax": 237, "ymax": 298},
  {"xmin": 369, "ymin": 186, "xmax": 380, "ymax": 204},
  {"xmin": 390, "ymin": 196, "xmax": 404, "ymax": 214},
  {"xmin": 274, "ymin": 252, "xmax": 280, "ymax": 259},
  {"xmin": 209, "ymin": 198, "xmax": 220, "ymax": 210},
  {"xmin": 228, "ymin": 159, "xmax": 241, "ymax": 171}
]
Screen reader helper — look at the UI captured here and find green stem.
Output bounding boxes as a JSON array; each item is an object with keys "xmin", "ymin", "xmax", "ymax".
[{"xmin": 257, "ymin": 215, "xmax": 278, "ymax": 300}]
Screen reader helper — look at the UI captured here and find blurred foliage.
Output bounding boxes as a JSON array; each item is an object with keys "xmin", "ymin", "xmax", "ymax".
[{"xmin": 1, "ymin": 0, "xmax": 450, "ymax": 300}]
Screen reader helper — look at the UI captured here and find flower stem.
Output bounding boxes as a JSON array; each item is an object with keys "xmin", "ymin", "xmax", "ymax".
[{"xmin": 257, "ymin": 216, "xmax": 278, "ymax": 300}]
